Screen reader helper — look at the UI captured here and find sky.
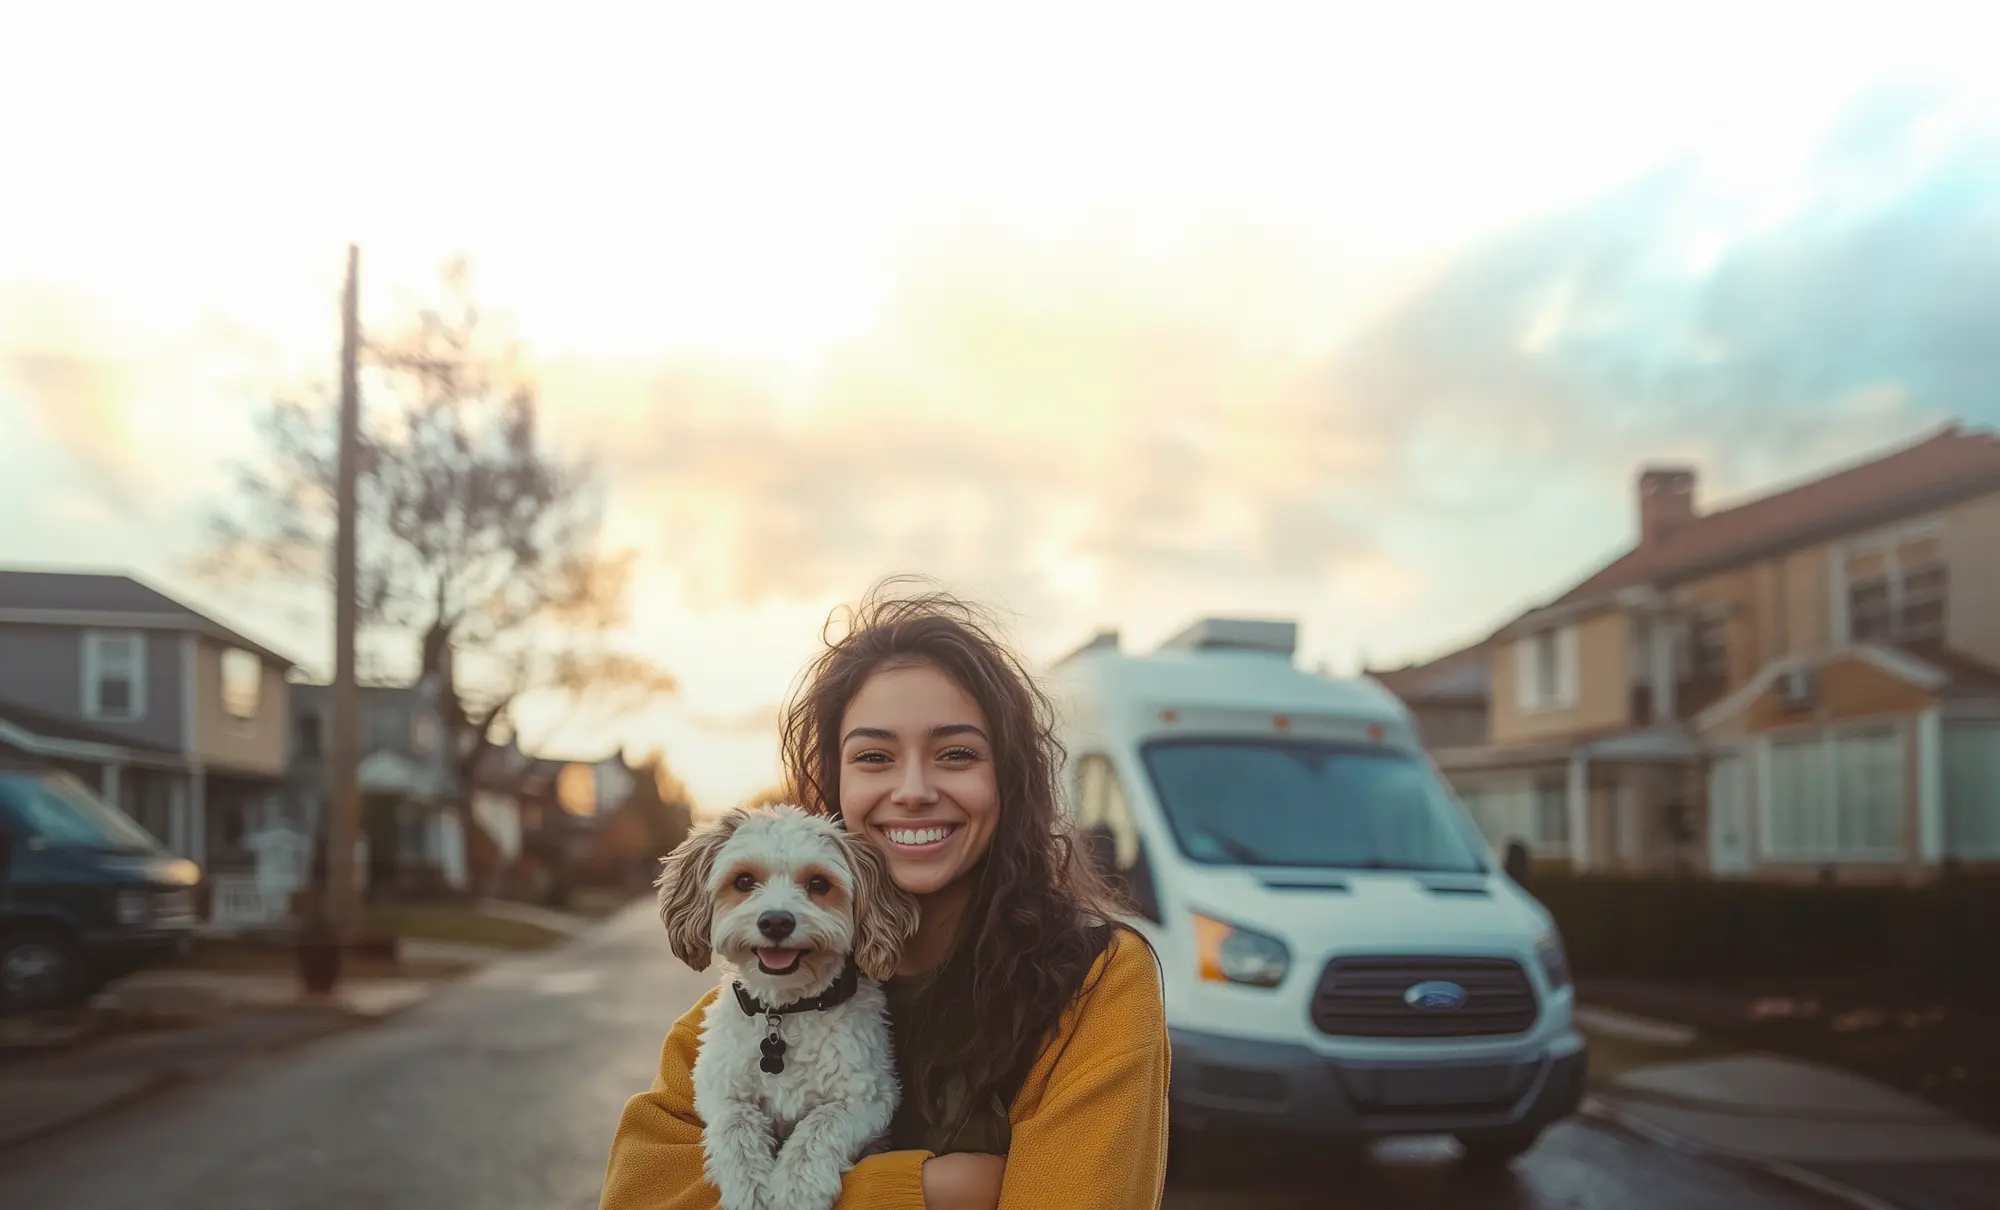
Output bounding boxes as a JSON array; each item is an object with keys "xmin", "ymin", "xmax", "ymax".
[{"xmin": 5, "ymin": 2, "xmax": 2000, "ymax": 811}]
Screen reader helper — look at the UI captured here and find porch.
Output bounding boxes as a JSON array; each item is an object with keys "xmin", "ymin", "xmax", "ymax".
[
  {"xmin": 1696, "ymin": 645, "xmax": 2000, "ymax": 881},
  {"xmin": 1436, "ymin": 725, "xmax": 1707, "ymax": 874}
]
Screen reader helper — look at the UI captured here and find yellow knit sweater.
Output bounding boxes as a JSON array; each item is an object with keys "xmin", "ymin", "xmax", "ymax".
[{"xmin": 599, "ymin": 933, "xmax": 1169, "ymax": 1210}]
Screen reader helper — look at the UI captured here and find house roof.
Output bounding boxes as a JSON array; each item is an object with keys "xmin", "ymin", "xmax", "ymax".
[
  {"xmin": 1695, "ymin": 642, "xmax": 2000, "ymax": 731},
  {"xmin": 1367, "ymin": 639, "xmax": 1492, "ymax": 705},
  {"xmin": 1901, "ymin": 644, "xmax": 2000, "ymax": 698},
  {"xmin": 0, "ymin": 694, "xmax": 184, "ymax": 761},
  {"xmin": 470, "ymin": 740, "xmax": 567, "ymax": 798},
  {"xmin": 1549, "ymin": 424, "xmax": 2000, "ymax": 611},
  {"xmin": 0, "ymin": 569, "xmax": 298, "ymax": 668}
]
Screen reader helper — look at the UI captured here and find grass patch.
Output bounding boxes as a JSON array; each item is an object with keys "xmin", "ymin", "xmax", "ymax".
[
  {"xmin": 566, "ymin": 887, "xmax": 645, "ymax": 919},
  {"xmin": 164, "ymin": 938, "xmax": 475, "ymax": 980},
  {"xmin": 364, "ymin": 903, "xmax": 569, "ymax": 951}
]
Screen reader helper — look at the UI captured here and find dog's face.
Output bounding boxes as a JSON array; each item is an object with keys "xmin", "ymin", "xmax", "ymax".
[{"xmin": 655, "ymin": 805, "xmax": 918, "ymax": 1000}]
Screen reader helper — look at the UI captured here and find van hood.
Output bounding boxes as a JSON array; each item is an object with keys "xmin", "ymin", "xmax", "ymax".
[
  {"xmin": 41, "ymin": 845, "xmax": 201, "ymax": 887},
  {"xmin": 1174, "ymin": 865, "xmax": 1551, "ymax": 955}
]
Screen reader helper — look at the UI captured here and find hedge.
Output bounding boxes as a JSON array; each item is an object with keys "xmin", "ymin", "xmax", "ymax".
[{"xmin": 1528, "ymin": 872, "xmax": 2000, "ymax": 1004}]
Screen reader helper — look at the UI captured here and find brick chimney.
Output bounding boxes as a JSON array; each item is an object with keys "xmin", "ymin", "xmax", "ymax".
[{"xmin": 1638, "ymin": 466, "xmax": 1697, "ymax": 545}]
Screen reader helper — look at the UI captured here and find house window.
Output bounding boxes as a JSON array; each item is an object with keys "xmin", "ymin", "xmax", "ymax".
[
  {"xmin": 1534, "ymin": 781, "xmax": 1571, "ymax": 845},
  {"xmin": 1514, "ymin": 626, "xmax": 1579, "ymax": 712},
  {"xmin": 1763, "ymin": 725, "xmax": 1906, "ymax": 860},
  {"xmin": 221, "ymin": 648, "xmax": 261, "ymax": 720},
  {"xmin": 366, "ymin": 705, "xmax": 410, "ymax": 753},
  {"xmin": 1690, "ymin": 616, "xmax": 1728, "ymax": 683},
  {"xmin": 1944, "ymin": 720, "xmax": 2000, "ymax": 860},
  {"xmin": 1457, "ymin": 780, "xmax": 1569, "ymax": 851},
  {"xmin": 1845, "ymin": 534, "xmax": 1947, "ymax": 644},
  {"xmin": 83, "ymin": 631, "xmax": 147, "ymax": 722}
]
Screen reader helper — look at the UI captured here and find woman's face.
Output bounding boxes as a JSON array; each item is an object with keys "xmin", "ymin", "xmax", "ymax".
[{"xmin": 837, "ymin": 661, "xmax": 1000, "ymax": 898}]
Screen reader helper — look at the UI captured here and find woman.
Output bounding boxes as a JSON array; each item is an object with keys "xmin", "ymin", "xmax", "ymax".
[{"xmin": 600, "ymin": 584, "xmax": 1168, "ymax": 1210}]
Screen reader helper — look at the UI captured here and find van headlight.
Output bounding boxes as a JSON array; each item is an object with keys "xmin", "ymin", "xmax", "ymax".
[
  {"xmin": 1192, "ymin": 912, "xmax": 1289, "ymax": 988},
  {"xmin": 115, "ymin": 889, "xmax": 151, "ymax": 926},
  {"xmin": 1535, "ymin": 929, "xmax": 1571, "ymax": 991}
]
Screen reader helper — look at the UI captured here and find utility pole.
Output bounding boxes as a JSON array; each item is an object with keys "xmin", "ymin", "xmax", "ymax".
[{"xmin": 327, "ymin": 243, "xmax": 363, "ymax": 937}]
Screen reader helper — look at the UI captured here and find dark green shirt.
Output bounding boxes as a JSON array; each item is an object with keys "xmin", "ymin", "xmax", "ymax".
[{"xmin": 882, "ymin": 976, "xmax": 1014, "ymax": 1156}]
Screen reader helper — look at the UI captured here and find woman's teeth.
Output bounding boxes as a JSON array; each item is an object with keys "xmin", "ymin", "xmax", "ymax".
[{"xmin": 885, "ymin": 825, "xmax": 955, "ymax": 846}]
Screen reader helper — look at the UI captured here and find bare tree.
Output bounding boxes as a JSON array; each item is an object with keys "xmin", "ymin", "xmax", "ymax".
[{"xmin": 203, "ymin": 258, "xmax": 674, "ymax": 801}]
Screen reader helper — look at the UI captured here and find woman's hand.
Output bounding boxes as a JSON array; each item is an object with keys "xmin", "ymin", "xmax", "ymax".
[{"xmin": 920, "ymin": 1152, "xmax": 1006, "ymax": 1210}]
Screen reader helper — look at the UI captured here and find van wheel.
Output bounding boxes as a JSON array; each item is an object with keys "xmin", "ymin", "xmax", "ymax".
[
  {"xmin": 0, "ymin": 930, "xmax": 86, "ymax": 1015},
  {"xmin": 1456, "ymin": 1127, "xmax": 1542, "ymax": 1168}
]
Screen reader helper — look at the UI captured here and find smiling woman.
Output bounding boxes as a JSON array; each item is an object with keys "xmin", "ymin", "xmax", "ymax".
[{"xmin": 601, "ymin": 580, "xmax": 1169, "ymax": 1210}]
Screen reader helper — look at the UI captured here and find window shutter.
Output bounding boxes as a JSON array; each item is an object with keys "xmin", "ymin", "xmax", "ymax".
[{"xmin": 1555, "ymin": 626, "xmax": 1581, "ymax": 709}]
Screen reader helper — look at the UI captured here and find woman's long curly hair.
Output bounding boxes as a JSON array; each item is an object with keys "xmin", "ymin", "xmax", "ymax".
[{"xmin": 779, "ymin": 578, "xmax": 1121, "ymax": 1128}]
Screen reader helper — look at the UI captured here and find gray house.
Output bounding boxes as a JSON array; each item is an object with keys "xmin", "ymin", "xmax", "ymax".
[
  {"xmin": 0, "ymin": 569, "xmax": 297, "ymax": 873},
  {"xmin": 285, "ymin": 675, "xmax": 466, "ymax": 894}
]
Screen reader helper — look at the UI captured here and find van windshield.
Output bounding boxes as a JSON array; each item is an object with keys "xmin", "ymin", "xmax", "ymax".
[
  {"xmin": 1140, "ymin": 739, "xmax": 1487, "ymax": 873},
  {"xmin": 0, "ymin": 771, "xmax": 161, "ymax": 853}
]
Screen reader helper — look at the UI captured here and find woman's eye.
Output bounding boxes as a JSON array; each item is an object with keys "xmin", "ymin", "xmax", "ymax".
[
  {"xmin": 940, "ymin": 747, "xmax": 978, "ymax": 763},
  {"xmin": 732, "ymin": 873, "xmax": 756, "ymax": 892},
  {"xmin": 852, "ymin": 751, "xmax": 890, "ymax": 765},
  {"xmin": 807, "ymin": 876, "xmax": 831, "ymax": 895}
]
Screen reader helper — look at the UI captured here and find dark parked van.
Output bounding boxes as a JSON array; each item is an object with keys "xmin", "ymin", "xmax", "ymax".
[{"xmin": 0, "ymin": 763, "xmax": 200, "ymax": 1013}]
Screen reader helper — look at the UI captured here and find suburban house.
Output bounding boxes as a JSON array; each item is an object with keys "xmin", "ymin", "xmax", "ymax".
[
  {"xmin": 286, "ymin": 675, "xmax": 466, "ymax": 896},
  {"xmin": 466, "ymin": 742, "xmax": 650, "ymax": 901},
  {"xmin": 470, "ymin": 740, "xmax": 572, "ymax": 899},
  {"xmin": 0, "ymin": 569, "xmax": 296, "ymax": 873},
  {"xmin": 1389, "ymin": 424, "xmax": 2000, "ymax": 882}
]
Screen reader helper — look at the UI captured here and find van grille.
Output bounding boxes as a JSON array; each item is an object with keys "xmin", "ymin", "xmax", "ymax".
[
  {"xmin": 1311, "ymin": 956, "xmax": 1537, "ymax": 1038},
  {"xmin": 153, "ymin": 888, "xmax": 198, "ymax": 927}
]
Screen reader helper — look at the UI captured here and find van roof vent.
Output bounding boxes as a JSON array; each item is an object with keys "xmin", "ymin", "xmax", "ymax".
[
  {"xmin": 1054, "ymin": 629, "xmax": 1121, "ymax": 668},
  {"xmin": 1156, "ymin": 617, "xmax": 1297, "ymax": 659}
]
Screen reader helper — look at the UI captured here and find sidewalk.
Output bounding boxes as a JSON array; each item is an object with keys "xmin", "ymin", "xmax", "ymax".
[
  {"xmin": 1583, "ymin": 1013, "xmax": 2000, "ymax": 1209},
  {"xmin": 0, "ymin": 1001, "xmax": 361, "ymax": 1150},
  {"xmin": 0, "ymin": 949, "xmax": 482, "ymax": 1152}
]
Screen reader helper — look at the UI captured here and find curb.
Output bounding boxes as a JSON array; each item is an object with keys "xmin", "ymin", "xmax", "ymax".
[{"xmin": 1581, "ymin": 1096, "xmax": 1904, "ymax": 1210}]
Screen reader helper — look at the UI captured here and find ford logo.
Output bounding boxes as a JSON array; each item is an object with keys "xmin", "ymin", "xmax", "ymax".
[{"xmin": 1404, "ymin": 980, "xmax": 1467, "ymax": 1012}]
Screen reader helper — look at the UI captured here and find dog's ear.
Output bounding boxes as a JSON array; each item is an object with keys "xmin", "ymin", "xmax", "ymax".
[
  {"xmin": 656, "ymin": 810, "xmax": 744, "ymax": 971},
  {"xmin": 841, "ymin": 828, "xmax": 919, "ymax": 982}
]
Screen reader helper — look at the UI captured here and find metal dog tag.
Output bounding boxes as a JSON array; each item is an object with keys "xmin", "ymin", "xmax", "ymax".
[{"xmin": 760, "ymin": 1013, "xmax": 786, "ymax": 1075}]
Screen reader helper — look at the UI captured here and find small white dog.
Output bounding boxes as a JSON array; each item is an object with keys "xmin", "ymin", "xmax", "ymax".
[{"xmin": 657, "ymin": 805, "xmax": 918, "ymax": 1210}]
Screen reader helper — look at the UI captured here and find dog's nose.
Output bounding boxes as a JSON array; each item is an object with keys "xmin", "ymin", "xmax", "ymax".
[{"xmin": 757, "ymin": 911, "xmax": 796, "ymax": 941}]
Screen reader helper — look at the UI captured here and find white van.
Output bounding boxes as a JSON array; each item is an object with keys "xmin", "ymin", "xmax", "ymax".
[{"xmin": 1049, "ymin": 617, "xmax": 1586, "ymax": 1165}]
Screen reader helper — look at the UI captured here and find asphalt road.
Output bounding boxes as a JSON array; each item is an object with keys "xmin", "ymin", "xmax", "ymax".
[{"xmin": 0, "ymin": 904, "xmax": 1839, "ymax": 1210}]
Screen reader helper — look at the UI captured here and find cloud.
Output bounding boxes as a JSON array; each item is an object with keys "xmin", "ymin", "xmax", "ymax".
[
  {"xmin": 551, "ymin": 84, "xmax": 2000, "ymax": 670},
  {"xmin": 1323, "ymin": 83, "xmax": 2000, "ymax": 511},
  {"xmin": 0, "ymin": 281, "xmax": 202, "ymax": 521},
  {"xmin": 4, "ymin": 350, "xmax": 150, "ymax": 518},
  {"xmin": 14, "ymin": 80, "xmax": 2000, "ymax": 687},
  {"xmin": 556, "ymin": 217, "xmax": 1398, "ymax": 655},
  {"xmin": 679, "ymin": 701, "xmax": 783, "ymax": 737}
]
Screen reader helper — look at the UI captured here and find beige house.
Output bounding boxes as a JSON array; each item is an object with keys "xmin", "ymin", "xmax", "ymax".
[{"xmin": 1391, "ymin": 425, "xmax": 2000, "ymax": 882}]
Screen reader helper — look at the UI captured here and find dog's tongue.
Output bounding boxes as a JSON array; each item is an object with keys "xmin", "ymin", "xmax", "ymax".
[{"xmin": 755, "ymin": 948, "xmax": 803, "ymax": 973}]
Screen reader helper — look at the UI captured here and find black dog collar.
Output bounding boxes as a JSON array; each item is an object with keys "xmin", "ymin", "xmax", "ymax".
[
  {"xmin": 731, "ymin": 957, "xmax": 860, "ymax": 1017},
  {"xmin": 732, "ymin": 959, "xmax": 860, "ymax": 1076}
]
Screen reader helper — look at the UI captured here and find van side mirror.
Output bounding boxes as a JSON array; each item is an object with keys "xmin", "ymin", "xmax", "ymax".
[{"xmin": 1503, "ymin": 839, "xmax": 1532, "ymax": 887}]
